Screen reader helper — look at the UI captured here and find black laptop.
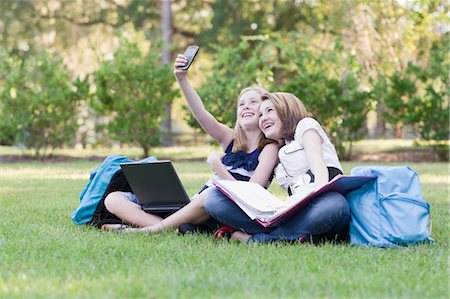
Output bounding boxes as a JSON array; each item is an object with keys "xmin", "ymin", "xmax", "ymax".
[{"xmin": 120, "ymin": 160, "xmax": 191, "ymax": 213}]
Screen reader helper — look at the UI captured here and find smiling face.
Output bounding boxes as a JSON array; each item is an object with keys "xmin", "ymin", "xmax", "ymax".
[
  {"xmin": 236, "ymin": 90, "xmax": 263, "ymax": 128},
  {"xmin": 258, "ymin": 99, "xmax": 283, "ymax": 141}
]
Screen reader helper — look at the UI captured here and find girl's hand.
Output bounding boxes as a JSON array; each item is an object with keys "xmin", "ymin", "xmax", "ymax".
[
  {"xmin": 207, "ymin": 151, "xmax": 225, "ymax": 171},
  {"xmin": 173, "ymin": 54, "xmax": 189, "ymax": 80}
]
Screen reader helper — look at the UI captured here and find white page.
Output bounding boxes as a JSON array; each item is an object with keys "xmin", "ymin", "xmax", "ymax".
[
  {"xmin": 216, "ymin": 180, "xmax": 288, "ymax": 213},
  {"xmin": 284, "ymin": 184, "xmax": 320, "ymax": 206}
]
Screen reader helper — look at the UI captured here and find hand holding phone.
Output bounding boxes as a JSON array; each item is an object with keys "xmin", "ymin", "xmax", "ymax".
[{"xmin": 177, "ymin": 46, "xmax": 199, "ymax": 70}]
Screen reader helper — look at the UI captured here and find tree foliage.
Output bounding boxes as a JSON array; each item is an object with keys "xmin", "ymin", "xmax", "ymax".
[
  {"xmin": 280, "ymin": 39, "xmax": 372, "ymax": 159},
  {"xmin": 0, "ymin": 0, "xmax": 447, "ymax": 160},
  {"xmin": 384, "ymin": 34, "xmax": 449, "ymax": 160},
  {"xmin": 92, "ymin": 39, "xmax": 178, "ymax": 156},
  {"xmin": 412, "ymin": 33, "xmax": 449, "ymax": 146},
  {"xmin": 392, "ymin": 34, "xmax": 450, "ymax": 161},
  {"xmin": 0, "ymin": 50, "xmax": 87, "ymax": 157}
]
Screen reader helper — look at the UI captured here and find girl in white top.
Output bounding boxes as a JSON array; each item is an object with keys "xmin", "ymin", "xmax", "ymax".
[
  {"xmin": 275, "ymin": 117, "xmax": 343, "ymax": 194},
  {"xmin": 260, "ymin": 93, "xmax": 343, "ymax": 194}
]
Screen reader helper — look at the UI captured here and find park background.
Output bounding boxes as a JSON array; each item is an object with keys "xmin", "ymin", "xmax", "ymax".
[
  {"xmin": 0, "ymin": 0, "xmax": 448, "ymax": 160},
  {"xmin": 0, "ymin": 0, "xmax": 449, "ymax": 298}
]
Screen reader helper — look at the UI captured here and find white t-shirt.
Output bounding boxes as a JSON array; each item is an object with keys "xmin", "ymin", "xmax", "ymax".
[{"xmin": 274, "ymin": 117, "xmax": 343, "ymax": 192}]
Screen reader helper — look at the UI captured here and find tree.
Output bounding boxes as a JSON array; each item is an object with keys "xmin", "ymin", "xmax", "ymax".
[
  {"xmin": 382, "ymin": 66, "xmax": 418, "ymax": 137},
  {"xmin": 30, "ymin": 0, "xmax": 208, "ymax": 145},
  {"xmin": 196, "ymin": 0, "xmax": 339, "ymax": 50},
  {"xmin": 161, "ymin": 0, "xmax": 174, "ymax": 146},
  {"xmin": 340, "ymin": 0, "xmax": 448, "ymax": 138},
  {"xmin": 0, "ymin": 0, "xmax": 40, "ymax": 54},
  {"xmin": 92, "ymin": 39, "xmax": 178, "ymax": 157},
  {"xmin": 406, "ymin": 36, "xmax": 449, "ymax": 160},
  {"xmin": 280, "ymin": 39, "xmax": 372, "ymax": 159},
  {"xmin": 378, "ymin": 31, "xmax": 449, "ymax": 161},
  {"xmin": 0, "ymin": 50, "xmax": 87, "ymax": 157}
]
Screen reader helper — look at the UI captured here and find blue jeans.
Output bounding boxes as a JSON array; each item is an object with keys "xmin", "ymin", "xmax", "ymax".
[{"xmin": 204, "ymin": 188, "xmax": 351, "ymax": 244}]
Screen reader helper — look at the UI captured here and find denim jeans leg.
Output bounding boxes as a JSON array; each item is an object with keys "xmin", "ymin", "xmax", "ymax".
[
  {"xmin": 204, "ymin": 188, "xmax": 271, "ymax": 234},
  {"xmin": 315, "ymin": 207, "xmax": 351, "ymax": 243},
  {"xmin": 251, "ymin": 192, "xmax": 350, "ymax": 243}
]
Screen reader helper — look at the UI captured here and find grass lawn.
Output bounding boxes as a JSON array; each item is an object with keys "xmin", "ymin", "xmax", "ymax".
[{"xmin": 0, "ymin": 153, "xmax": 448, "ymax": 298}]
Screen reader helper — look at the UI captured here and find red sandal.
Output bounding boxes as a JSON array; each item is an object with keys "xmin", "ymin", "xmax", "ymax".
[{"xmin": 213, "ymin": 226, "xmax": 238, "ymax": 240}]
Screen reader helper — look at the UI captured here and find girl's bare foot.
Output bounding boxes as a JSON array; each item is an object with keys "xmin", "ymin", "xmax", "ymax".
[
  {"xmin": 121, "ymin": 227, "xmax": 144, "ymax": 233},
  {"xmin": 101, "ymin": 224, "xmax": 153, "ymax": 233},
  {"xmin": 122, "ymin": 223, "xmax": 162, "ymax": 233},
  {"xmin": 230, "ymin": 231, "xmax": 251, "ymax": 243},
  {"xmin": 101, "ymin": 224, "xmax": 129, "ymax": 231}
]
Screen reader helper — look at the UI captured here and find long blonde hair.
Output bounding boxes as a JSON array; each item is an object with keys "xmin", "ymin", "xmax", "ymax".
[
  {"xmin": 261, "ymin": 92, "xmax": 309, "ymax": 141},
  {"xmin": 232, "ymin": 86, "xmax": 273, "ymax": 152}
]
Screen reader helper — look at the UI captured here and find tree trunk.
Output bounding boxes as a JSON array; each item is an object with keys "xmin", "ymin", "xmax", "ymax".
[
  {"xmin": 393, "ymin": 124, "xmax": 403, "ymax": 138},
  {"xmin": 376, "ymin": 101, "xmax": 386, "ymax": 138},
  {"xmin": 142, "ymin": 144, "xmax": 149, "ymax": 158},
  {"xmin": 161, "ymin": 0, "xmax": 173, "ymax": 146}
]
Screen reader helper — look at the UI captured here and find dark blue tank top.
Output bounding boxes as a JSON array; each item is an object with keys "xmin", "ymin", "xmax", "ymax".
[
  {"xmin": 197, "ymin": 141, "xmax": 267, "ymax": 194},
  {"xmin": 221, "ymin": 141, "xmax": 262, "ymax": 181}
]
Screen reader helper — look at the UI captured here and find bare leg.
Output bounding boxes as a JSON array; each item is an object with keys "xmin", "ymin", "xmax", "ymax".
[
  {"xmin": 103, "ymin": 191, "xmax": 163, "ymax": 228},
  {"xmin": 147, "ymin": 189, "xmax": 211, "ymax": 233}
]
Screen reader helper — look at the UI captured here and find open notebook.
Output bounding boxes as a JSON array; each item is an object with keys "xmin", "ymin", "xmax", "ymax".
[{"xmin": 214, "ymin": 175, "xmax": 376, "ymax": 227}]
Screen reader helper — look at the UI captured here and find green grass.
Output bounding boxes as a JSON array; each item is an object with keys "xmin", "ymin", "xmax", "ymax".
[
  {"xmin": 350, "ymin": 139, "xmax": 418, "ymax": 154},
  {"xmin": 349, "ymin": 139, "xmax": 447, "ymax": 154},
  {"xmin": 0, "ymin": 157, "xmax": 448, "ymax": 298},
  {"xmin": 1, "ymin": 139, "xmax": 444, "ymax": 160}
]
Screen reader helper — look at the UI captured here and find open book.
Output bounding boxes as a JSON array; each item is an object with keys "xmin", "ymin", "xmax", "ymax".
[{"xmin": 214, "ymin": 175, "xmax": 376, "ymax": 227}]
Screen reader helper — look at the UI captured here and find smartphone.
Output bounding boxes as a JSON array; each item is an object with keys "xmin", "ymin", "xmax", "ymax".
[{"xmin": 178, "ymin": 45, "xmax": 199, "ymax": 70}]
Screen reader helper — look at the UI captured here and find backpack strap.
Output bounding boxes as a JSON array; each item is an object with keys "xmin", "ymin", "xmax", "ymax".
[{"xmin": 89, "ymin": 170, "xmax": 132, "ymax": 227}]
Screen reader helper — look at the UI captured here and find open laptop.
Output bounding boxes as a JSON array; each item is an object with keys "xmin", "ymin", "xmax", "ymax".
[{"xmin": 120, "ymin": 160, "xmax": 191, "ymax": 213}]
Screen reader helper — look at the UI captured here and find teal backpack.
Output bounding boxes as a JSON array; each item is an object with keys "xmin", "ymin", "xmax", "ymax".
[
  {"xmin": 71, "ymin": 154, "xmax": 157, "ymax": 225},
  {"xmin": 346, "ymin": 166, "xmax": 433, "ymax": 248}
]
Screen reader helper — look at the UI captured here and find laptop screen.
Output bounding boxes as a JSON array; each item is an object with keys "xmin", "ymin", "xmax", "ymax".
[{"xmin": 120, "ymin": 161, "xmax": 191, "ymax": 210}]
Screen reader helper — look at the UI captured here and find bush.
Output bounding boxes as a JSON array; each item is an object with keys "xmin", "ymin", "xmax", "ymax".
[
  {"xmin": 410, "ymin": 37, "xmax": 449, "ymax": 160},
  {"xmin": 383, "ymin": 35, "xmax": 449, "ymax": 161},
  {"xmin": 92, "ymin": 39, "xmax": 178, "ymax": 157},
  {"xmin": 0, "ymin": 50, "xmax": 86, "ymax": 157}
]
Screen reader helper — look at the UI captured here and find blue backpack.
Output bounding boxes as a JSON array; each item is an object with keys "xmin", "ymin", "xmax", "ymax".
[
  {"xmin": 346, "ymin": 166, "xmax": 433, "ymax": 248},
  {"xmin": 71, "ymin": 154, "xmax": 157, "ymax": 225}
]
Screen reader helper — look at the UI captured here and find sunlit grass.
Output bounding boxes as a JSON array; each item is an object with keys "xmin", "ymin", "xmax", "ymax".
[
  {"xmin": 1, "ymin": 147, "xmax": 449, "ymax": 298},
  {"xmin": 0, "ymin": 156, "xmax": 448, "ymax": 298},
  {"xmin": 350, "ymin": 139, "xmax": 449, "ymax": 154},
  {"xmin": 1, "ymin": 139, "xmax": 447, "ymax": 161}
]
